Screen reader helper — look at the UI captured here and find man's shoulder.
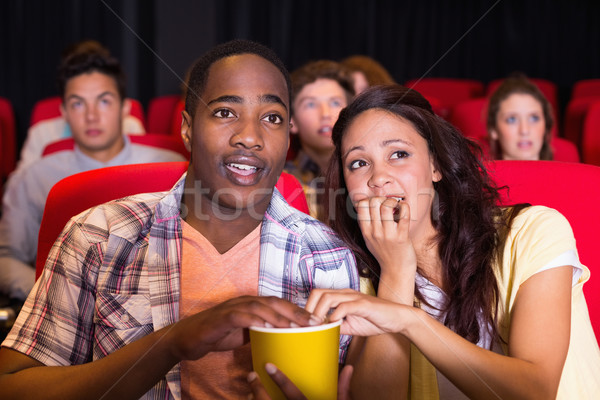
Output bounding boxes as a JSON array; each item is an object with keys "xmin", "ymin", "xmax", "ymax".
[
  {"xmin": 73, "ymin": 191, "xmax": 168, "ymax": 241},
  {"xmin": 26, "ymin": 150, "xmax": 76, "ymax": 171},
  {"xmin": 128, "ymin": 143, "xmax": 187, "ymax": 162},
  {"xmin": 8, "ymin": 151, "xmax": 76, "ymax": 192},
  {"xmin": 302, "ymin": 217, "xmax": 351, "ymax": 254}
]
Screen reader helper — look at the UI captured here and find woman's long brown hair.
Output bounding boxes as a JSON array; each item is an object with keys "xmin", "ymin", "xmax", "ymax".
[{"xmin": 325, "ymin": 85, "xmax": 506, "ymax": 344}]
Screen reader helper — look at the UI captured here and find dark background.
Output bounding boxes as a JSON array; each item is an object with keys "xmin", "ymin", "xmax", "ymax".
[{"xmin": 1, "ymin": 0, "xmax": 598, "ymax": 151}]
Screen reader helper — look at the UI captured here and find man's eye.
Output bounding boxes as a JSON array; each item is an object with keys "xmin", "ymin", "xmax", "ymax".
[
  {"xmin": 263, "ymin": 114, "xmax": 283, "ymax": 124},
  {"xmin": 215, "ymin": 109, "xmax": 234, "ymax": 118}
]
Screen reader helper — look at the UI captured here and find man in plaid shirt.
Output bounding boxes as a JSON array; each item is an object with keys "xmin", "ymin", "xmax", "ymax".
[{"xmin": 0, "ymin": 40, "xmax": 359, "ymax": 399}]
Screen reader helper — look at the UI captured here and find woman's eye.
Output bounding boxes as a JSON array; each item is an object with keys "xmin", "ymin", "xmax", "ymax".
[
  {"xmin": 262, "ymin": 114, "xmax": 283, "ymax": 124},
  {"xmin": 348, "ymin": 160, "xmax": 367, "ymax": 170},
  {"xmin": 505, "ymin": 116, "xmax": 517, "ymax": 124},
  {"xmin": 390, "ymin": 150, "xmax": 409, "ymax": 159},
  {"xmin": 214, "ymin": 109, "xmax": 234, "ymax": 118},
  {"xmin": 331, "ymin": 99, "xmax": 343, "ymax": 108},
  {"xmin": 530, "ymin": 114, "xmax": 541, "ymax": 123}
]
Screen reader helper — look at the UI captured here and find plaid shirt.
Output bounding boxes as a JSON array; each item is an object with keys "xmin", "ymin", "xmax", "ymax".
[{"xmin": 3, "ymin": 174, "xmax": 359, "ymax": 400}]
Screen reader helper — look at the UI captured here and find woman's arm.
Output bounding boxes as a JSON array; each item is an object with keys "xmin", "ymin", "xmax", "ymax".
[
  {"xmin": 342, "ymin": 197, "xmax": 417, "ymax": 399},
  {"xmin": 308, "ymin": 265, "xmax": 572, "ymax": 400}
]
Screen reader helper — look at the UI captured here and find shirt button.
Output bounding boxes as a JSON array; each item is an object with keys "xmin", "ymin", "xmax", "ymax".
[{"xmin": 121, "ymin": 314, "xmax": 130, "ymax": 323}]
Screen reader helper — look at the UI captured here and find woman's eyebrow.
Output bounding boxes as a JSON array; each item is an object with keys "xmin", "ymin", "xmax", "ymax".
[
  {"xmin": 343, "ymin": 145, "xmax": 364, "ymax": 160},
  {"xmin": 382, "ymin": 138, "xmax": 414, "ymax": 148}
]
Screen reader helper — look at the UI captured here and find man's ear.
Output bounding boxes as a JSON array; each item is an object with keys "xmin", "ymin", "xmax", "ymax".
[
  {"xmin": 290, "ymin": 116, "xmax": 298, "ymax": 134},
  {"xmin": 181, "ymin": 110, "xmax": 193, "ymax": 152},
  {"xmin": 121, "ymin": 98, "xmax": 131, "ymax": 116},
  {"xmin": 60, "ymin": 101, "xmax": 66, "ymax": 119}
]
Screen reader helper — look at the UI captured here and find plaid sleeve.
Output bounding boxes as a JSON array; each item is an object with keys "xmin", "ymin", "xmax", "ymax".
[{"xmin": 3, "ymin": 216, "xmax": 102, "ymax": 366}]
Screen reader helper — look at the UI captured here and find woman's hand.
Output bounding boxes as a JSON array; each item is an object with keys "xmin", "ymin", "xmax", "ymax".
[
  {"xmin": 355, "ymin": 197, "xmax": 417, "ymax": 303},
  {"xmin": 305, "ymin": 289, "xmax": 410, "ymax": 337},
  {"xmin": 355, "ymin": 197, "xmax": 417, "ymax": 277}
]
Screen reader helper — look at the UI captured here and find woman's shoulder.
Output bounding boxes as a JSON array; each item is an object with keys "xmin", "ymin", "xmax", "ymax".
[
  {"xmin": 508, "ymin": 205, "xmax": 570, "ymax": 229},
  {"xmin": 501, "ymin": 205, "xmax": 576, "ymax": 256}
]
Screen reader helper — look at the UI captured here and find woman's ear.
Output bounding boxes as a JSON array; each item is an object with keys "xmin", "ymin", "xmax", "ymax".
[
  {"xmin": 290, "ymin": 116, "xmax": 298, "ymax": 134},
  {"xmin": 489, "ymin": 128, "xmax": 499, "ymax": 141},
  {"xmin": 181, "ymin": 110, "xmax": 192, "ymax": 152},
  {"xmin": 431, "ymin": 161, "xmax": 442, "ymax": 183}
]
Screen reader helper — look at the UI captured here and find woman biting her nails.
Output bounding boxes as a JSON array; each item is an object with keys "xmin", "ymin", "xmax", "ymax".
[{"xmin": 304, "ymin": 84, "xmax": 600, "ymax": 399}]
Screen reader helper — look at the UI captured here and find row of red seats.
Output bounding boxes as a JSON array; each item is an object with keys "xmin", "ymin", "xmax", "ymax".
[
  {"xmin": 406, "ymin": 78, "xmax": 600, "ymax": 164},
  {"xmin": 449, "ymin": 98, "xmax": 580, "ymax": 163},
  {"xmin": 89, "ymin": 78, "xmax": 600, "ymax": 147},
  {"xmin": 406, "ymin": 77, "xmax": 600, "ymax": 121},
  {"xmin": 148, "ymin": 79, "xmax": 600, "ymax": 144},
  {"xmin": 0, "ymin": 98, "xmax": 16, "ymax": 183},
  {"xmin": 448, "ymin": 96, "xmax": 600, "ymax": 165},
  {"xmin": 0, "ymin": 95, "xmax": 186, "ymax": 185},
  {"xmin": 1, "ymin": 78, "xmax": 600, "ymax": 184},
  {"xmin": 406, "ymin": 78, "xmax": 558, "ymax": 122}
]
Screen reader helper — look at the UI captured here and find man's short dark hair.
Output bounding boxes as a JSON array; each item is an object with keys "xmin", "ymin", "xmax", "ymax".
[
  {"xmin": 184, "ymin": 39, "xmax": 291, "ymax": 118},
  {"xmin": 56, "ymin": 43, "xmax": 126, "ymax": 101}
]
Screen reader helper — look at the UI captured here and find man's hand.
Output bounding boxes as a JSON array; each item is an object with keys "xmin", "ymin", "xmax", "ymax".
[
  {"xmin": 167, "ymin": 295, "xmax": 318, "ymax": 361},
  {"xmin": 247, "ymin": 363, "xmax": 354, "ymax": 399}
]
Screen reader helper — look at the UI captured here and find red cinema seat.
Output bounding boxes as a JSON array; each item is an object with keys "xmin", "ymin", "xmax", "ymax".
[
  {"xmin": 449, "ymin": 98, "xmax": 488, "ymax": 141},
  {"xmin": 582, "ymin": 101, "xmax": 600, "ymax": 166},
  {"xmin": 170, "ymin": 100, "xmax": 185, "ymax": 137},
  {"xmin": 147, "ymin": 95, "xmax": 181, "ymax": 135},
  {"xmin": 572, "ymin": 79, "xmax": 600, "ymax": 100},
  {"xmin": 563, "ymin": 96, "xmax": 600, "ymax": 151},
  {"xmin": 30, "ymin": 97, "xmax": 63, "ymax": 127},
  {"xmin": 0, "ymin": 97, "xmax": 17, "ymax": 179},
  {"xmin": 405, "ymin": 78, "xmax": 485, "ymax": 119},
  {"xmin": 486, "ymin": 160, "xmax": 600, "ymax": 343}
]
